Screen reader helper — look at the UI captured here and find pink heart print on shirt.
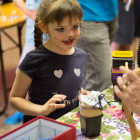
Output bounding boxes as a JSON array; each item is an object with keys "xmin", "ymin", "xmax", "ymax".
[
  {"xmin": 54, "ymin": 70, "xmax": 63, "ymax": 78},
  {"xmin": 74, "ymin": 68, "xmax": 81, "ymax": 77}
]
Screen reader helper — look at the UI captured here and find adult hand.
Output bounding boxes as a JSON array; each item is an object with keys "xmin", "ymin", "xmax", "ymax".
[
  {"xmin": 13, "ymin": 0, "xmax": 37, "ymax": 21},
  {"xmin": 78, "ymin": 88, "xmax": 90, "ymax": 101},
  {"xmin": 114, "ymin": 66, "xmax": 140, "ymax": 116},
  {"xmin": 40, "ymin": 94, "xmax": 66, "ymax": 116},
  {"xmin": 26, "ymin": 9, "xmax": 37, "ymax": 20},
  {"xmin": 122, "ymin": 0, "xmax": 134, "ymax": 5}
]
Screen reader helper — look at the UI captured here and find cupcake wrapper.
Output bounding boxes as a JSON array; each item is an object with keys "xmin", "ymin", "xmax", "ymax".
[{"xmin": 79, "ymin": 112, "xmax": 103, "ymax": 137}]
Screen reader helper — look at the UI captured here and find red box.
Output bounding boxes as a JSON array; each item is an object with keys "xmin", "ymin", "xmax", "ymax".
[{"xmin": 0, "ymin": 116, "xmax": 76, "ymax": 140}]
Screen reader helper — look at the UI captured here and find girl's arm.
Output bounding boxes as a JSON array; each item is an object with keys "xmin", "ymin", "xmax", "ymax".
[
  {"xmin": 10, "ymin": 69, "xmax": 42, "ymax": 116},
  {"xmin": 13, "ymin": 0, "xmax": 37, "ymax": 20},
  {"xmin": 9, "ymin": 69, "xmax": 66, "ymax": 116}
]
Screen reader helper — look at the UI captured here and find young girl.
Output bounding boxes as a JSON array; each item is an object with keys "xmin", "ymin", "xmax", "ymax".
[{"xmin": 9, "ymin": 0, "xmax": 89, "ymax": 124}]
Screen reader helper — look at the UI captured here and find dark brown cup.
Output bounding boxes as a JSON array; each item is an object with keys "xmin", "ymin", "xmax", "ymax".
[{"xmin": 79, "ymin": 112, "xmax": 103, "ymax": 137}]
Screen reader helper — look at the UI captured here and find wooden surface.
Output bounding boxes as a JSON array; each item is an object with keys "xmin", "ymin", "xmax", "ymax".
[
  {"xmin": 0, "ymin": 3, "xmax": 26, "ymax": 29},
  {"xmin": 122, "ymin": 63, "xmax": 140, "ymax": 140}
]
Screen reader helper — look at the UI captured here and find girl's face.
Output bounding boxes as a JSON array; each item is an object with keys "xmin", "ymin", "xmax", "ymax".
[{"xmin": 46, "ymin": 17, "xmax": 81, "ymax": 54}]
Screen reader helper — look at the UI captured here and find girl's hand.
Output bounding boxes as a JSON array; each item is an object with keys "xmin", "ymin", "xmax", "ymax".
[
  {"xmin": 40, "ymin": 94, "xmax": 66, "ymax": 116},
  {"xmin": 78, "ymin": 88, "xmax": 90, "ymax": 101}
]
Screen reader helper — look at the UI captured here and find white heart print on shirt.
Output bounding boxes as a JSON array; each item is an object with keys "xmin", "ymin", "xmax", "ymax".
[
  {"xmin": 74, "ymin": 68, "xmax": 81, "ymax": 77},
  {"xmin": 54, "ymin": 70, "xmax": 63, "ymax": 78}
]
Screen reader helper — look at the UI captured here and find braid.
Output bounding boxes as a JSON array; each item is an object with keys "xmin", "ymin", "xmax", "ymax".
[{"xmin": 34, "ymin": 20, "xmax": 43, "ymax": 48}]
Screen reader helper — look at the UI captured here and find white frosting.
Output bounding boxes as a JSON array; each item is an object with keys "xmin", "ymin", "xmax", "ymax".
[{"xmin": 81, "ymin": 90, "xmax": 107, "ymax": 108}]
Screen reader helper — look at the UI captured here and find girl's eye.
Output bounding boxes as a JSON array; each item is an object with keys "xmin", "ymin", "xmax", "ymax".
[
  {"xmin": 73, "ymin": 25, "xmax": 79, "ymax": 30},
  {"xmin": 55, "ymin": 28, "xmax": 65, "ymax": 32}
]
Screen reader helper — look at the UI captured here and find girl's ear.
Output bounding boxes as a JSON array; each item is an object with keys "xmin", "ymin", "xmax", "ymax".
[{"xmin": 38, "ymin": 21, "xmax": 48, "ymax": 34}]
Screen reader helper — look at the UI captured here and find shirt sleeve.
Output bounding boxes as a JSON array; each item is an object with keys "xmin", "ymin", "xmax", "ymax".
[
  {"xmin": 18, "ymin": 53, "xmax": 36, "ymax": 79},
  {"xmin": 26, "ymin": 0, "xmax": 42, "ymax": 10}
]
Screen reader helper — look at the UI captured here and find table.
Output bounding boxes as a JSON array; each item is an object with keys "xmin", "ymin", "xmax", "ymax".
[
  {"xmin": 0, "ymin": 2, "xmax": 26, "ymax": 115},
  {"xmin": 57, "ymin": 86, "xmax": 140, "ymax": 140},
  {"xmin": 0, "ymin": 3, "xmax": 26, "ymax": 29}
]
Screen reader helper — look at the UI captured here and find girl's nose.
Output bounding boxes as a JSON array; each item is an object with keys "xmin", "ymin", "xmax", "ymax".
[
  {"xmin": 68, "ymin": 31, "xmax": 74, "ymax": 37},
  {"xmin": 67, "ymin": 31, "xmax": 73, "ymax": 40}
]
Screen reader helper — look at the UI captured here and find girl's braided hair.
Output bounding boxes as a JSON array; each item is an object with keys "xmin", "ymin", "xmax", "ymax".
[
  {"xmin": 34, "ymin": 0, "xmax": 83, "ymax": 48},
  {"xmin": 34, "ymin": 20, "xmax": 43, "ymax": 48}
]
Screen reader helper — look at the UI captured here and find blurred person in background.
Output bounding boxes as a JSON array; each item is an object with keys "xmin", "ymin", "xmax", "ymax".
[
  {"xmin": 111, "ymin": 0, "xmax": 140, "ymax": 61},
  {"xmin": 76, "ymin": 0, "xmax": 135, "ymax": 92},
  {"xmin": 76, "ymin": 0, "xmax": 119, "ymax": 92},
  {"xmin": 4, "ymin": 0, "xmax": 49, "ymax": 125}
]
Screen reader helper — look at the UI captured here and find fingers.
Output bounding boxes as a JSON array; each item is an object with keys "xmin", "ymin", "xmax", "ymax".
[
  {"xmin": 79, "ymin": 90, "xmax": 90, "ymax": 101},
  {"xmin": 50, "ymin": 95, "xmax": 66, "ymax": 109},
  {"xmin": 45, "ymin": 102, "xmax": 65, "ymax": 116},
  {"xmin": 130, "ymin": 0, "xmax": 134, "ymax": 6},
  {"xmin": 114, "ymin": 85, "xmax": 138, "ymax": 114},
  {"xmin": 45, "ymin": 95, "xmax": 66, "ymax": 115},
  {"xmin": 116, "ymin": 76, "xmax": 124, "ymax": 89},
  {"xmin": 116, "ymin": 75, "xmax": 140, "ymax": 101},
  {"xmin": 123, "ymin": 0, "xmax": 128, "ymax": 3},
  {"xmin": 114, "ymin": 85, "xmax": 125, "ymax": 101},
  {"xmin": 114, "ymin": 85, "xmax": 133, "ymax": 103},
  {"xmin": 117, "ymin": 72, "xmax": 132, "ymax": 89},
  {"xmin": 120, "ymin": 66, "xmax": 138, "ymax": 82},
  {"xmin": 82, "ymin": 91, "xmax": 90, "ymax": 95},
  {"xmin": 49, "ymin": 94, "xmax": 66, "ymax": 104},
  {"xmin": 81, "ymin": 88, "xmax": 90, "ymax": 95},
  {"xmin": 122, "ymin": 0, "xmax": 133, "ymax": 5},
  {"xmin": 118, "ymin": 66, "xmax": 140, "ymax": 98},
  {"xmin": 49, "ymin": 103, "xmax": 65, "ymax": 110},
  {"xmin": 117, "ymin": 75, "xmax": 135, "ymax": 98},
  {"xmin": 47, "ymin": 103, "xmax": 65, "ymax": 115},
  {"xmin": 52, "ymin": 94, "xmax": 66, "ymax": 99},
  {"xmin": 49, "ymin": 98, "xmax": 62, "ymax": 104}
]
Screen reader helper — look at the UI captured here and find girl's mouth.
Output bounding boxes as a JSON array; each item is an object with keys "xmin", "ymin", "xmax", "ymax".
[{"xmin": 63, "ymin": 39, "xmax": 73, "ymax": 45}]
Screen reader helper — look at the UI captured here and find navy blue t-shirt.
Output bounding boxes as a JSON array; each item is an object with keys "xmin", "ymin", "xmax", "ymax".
[{"xmin": 19, "ymin": 45, "xmax": 87, "ymax": 123}]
